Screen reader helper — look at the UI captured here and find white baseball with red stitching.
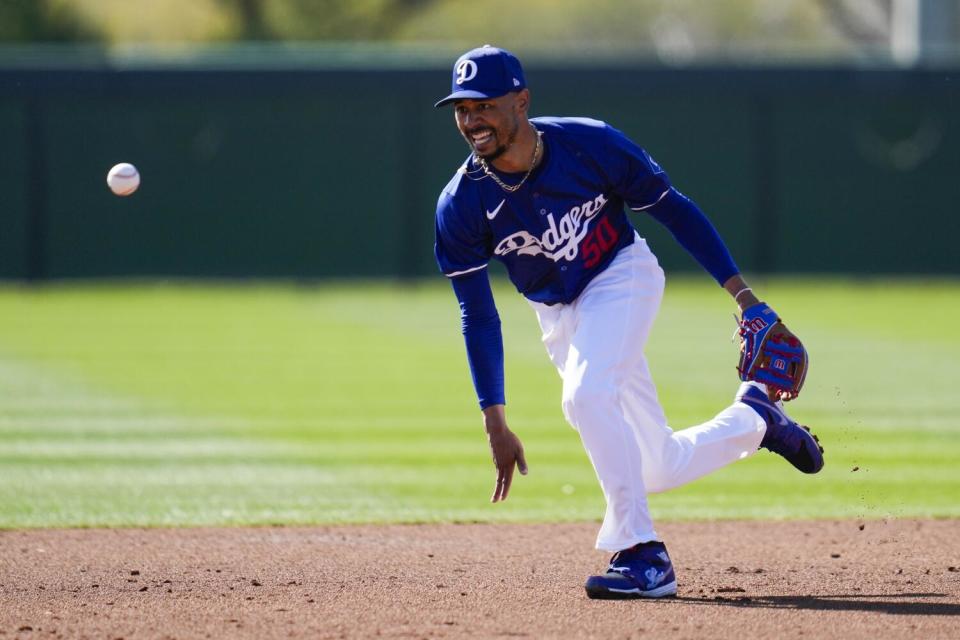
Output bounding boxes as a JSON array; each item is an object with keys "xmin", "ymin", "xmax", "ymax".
[{"xmin": 107, "ymin": 163, "xmax": 140, "ymax": 196}]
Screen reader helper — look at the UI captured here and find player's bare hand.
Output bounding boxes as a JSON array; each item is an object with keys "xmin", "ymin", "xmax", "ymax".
[{"xmin": 487, "ymin": 428, "xmax": 528, "ymax": 503}]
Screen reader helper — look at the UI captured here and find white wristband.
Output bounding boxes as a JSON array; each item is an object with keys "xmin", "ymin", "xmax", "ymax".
[{"xmin": 734, "ymin": 287, "xmax": 753, "ymax": 302}]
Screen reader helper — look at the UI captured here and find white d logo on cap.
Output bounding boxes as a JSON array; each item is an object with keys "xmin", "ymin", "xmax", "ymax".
[{"xmin": 455, "ymin": 60, "xmax": 478, "ymax": 85}]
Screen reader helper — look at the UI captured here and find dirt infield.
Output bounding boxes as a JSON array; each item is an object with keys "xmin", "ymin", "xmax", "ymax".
[{"xmin": 2, "ymin": 519, "xmax": 958, "ymax": 639}]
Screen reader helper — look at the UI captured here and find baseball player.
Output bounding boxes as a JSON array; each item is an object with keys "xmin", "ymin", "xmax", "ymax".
[{"xmin": 434, "ymin": 45, "xmax": 823, "ymax": 599}]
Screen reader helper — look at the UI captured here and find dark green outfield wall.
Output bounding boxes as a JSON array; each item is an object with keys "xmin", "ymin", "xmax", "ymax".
[{"xmin": 2, "ymin": 66, "xmax": 958, "ymax": 279}]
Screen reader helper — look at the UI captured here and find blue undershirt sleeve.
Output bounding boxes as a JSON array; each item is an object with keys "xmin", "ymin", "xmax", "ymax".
[
  {"xmin": 449, "ymin": 268, "xmax": 505, "ymax": 409},
  {"xmin": 644, "ymin": 188, "xmax": 740, "ymax": 286}
]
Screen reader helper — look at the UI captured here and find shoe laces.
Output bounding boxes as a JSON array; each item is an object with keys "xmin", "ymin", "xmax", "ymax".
[
  {"xmin": 608, "ymin": 542, "xmax": 660, "ymax": 573},
  {"xmin": 607, "ymin": 550, "xmax": 626, "ymax": 573}
]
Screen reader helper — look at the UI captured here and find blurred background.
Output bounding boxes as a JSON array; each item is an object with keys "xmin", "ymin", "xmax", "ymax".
[
  {"xmin": 2, "ymin": 0, "xmax": 959, "ymax": 280},
  {"xmin": 1, "ymin": 1, "xmax": 959, "ymax": 528}
]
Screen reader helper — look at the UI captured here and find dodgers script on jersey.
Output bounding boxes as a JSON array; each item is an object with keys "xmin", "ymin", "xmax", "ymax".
[{"xmin": 435, "ymin": 117, "xmax": 671, "ymax": 305}]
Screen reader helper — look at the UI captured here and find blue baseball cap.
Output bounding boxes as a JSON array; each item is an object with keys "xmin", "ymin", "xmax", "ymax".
[{"xmin": 434, "ymin": 45, "xmax": 526, "ymax": 108}]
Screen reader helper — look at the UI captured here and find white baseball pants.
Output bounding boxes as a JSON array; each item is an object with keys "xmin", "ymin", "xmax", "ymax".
[{"xmin": 529, "ymin": 235, "xmax": 766, "ymax": 552}]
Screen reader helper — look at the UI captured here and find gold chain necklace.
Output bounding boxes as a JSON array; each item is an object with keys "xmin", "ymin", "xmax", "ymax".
[{"xmin": 477, "ymin": 128, "xmax": 542, "ymax": 193}]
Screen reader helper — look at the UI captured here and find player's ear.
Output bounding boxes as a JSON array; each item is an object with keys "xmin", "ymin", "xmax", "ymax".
[{"xmin": 514, "ymin": 89, "xmax": 530, "ymax": 116}]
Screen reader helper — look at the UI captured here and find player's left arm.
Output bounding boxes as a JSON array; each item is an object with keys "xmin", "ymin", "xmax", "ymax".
[
  {"xmin": 643, "ymin": 191, "xmax": 807, "ymax": 401},
  {"xmin": 600, "ymin": 123, "xmax": 741, "ymax": 287},
  {"xmin": 601, "ymin": 124, "xmax": 808, "ymax": 400}
]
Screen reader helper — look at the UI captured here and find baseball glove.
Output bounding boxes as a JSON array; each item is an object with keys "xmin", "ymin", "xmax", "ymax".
[{"xmin": 736, "ymin": 302, "xmax": 808, "ymax": 401}]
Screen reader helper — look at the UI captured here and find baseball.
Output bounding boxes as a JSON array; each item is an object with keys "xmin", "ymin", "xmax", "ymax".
[{"xmin": 107, "ymin": 162, "xmax": 140, "ymax": 196}]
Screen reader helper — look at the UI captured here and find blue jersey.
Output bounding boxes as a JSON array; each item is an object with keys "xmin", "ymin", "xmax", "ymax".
[{"xmin": 435, "ymin": 117, "xmax": 671, "ymax": 305}]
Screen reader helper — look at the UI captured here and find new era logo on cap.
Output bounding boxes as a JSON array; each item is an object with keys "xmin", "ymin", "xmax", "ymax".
[{"xmin": 435, "ymin": 45, "xmax": 527, "ymax": 107}]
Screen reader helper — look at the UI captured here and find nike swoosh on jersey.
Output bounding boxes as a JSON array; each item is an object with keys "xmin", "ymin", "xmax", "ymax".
[{"xmin": 486, "ymin": 199, "xmax": 506, "ymax": 220}]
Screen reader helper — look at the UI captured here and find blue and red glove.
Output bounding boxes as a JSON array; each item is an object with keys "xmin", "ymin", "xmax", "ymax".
[{"xmin": 737, "ymin": 302, "xmax": 808, "ymax": 400}]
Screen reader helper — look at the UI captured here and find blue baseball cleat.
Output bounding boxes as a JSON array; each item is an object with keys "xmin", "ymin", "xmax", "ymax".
[
  {"xmin": 585, "ymin": 541, "xmax": 678, "ymax": 599},
  {"xmin": 736, "ymin": 382, "xmax": 825, "ymax": 474}
]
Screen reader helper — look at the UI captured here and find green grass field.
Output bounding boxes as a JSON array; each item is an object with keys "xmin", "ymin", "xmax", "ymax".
[{"xmin": 0, "ymin": 278, "xmax": 957, "ymax": 528}]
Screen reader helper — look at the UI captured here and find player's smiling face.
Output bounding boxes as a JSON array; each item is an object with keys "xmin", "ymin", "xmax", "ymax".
[{"xmin": 454, "ymin": 93, "xmax": 524, "ymax": 162}]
